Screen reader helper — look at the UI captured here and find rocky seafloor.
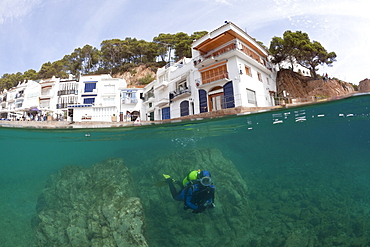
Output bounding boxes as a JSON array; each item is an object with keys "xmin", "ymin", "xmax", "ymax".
[{"xmin": 32, "ymin": 148, "xmax": 369, "ymax": 246}]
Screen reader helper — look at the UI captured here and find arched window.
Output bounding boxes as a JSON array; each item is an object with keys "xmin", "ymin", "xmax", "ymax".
[
  {"xmin": 198, "ymin": 89, "xmax": 208, "ymax": 113},
  {"xmin": 223, "ymin": 81, "xmax": 235, "ymax": 108},
  {"xmin": 180, "ymin": 101, "xmax": 189, "ymax": 117}
]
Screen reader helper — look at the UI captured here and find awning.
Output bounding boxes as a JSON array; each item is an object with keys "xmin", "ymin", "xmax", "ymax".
[{"xmin": 29, "ymin": 107, "xmax": 40, "ymax": 112}]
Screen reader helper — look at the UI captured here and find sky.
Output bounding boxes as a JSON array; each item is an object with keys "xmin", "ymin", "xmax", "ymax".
[{"xmin": 0, "ymin": 0, "xmax": 369, "ymax": 84}]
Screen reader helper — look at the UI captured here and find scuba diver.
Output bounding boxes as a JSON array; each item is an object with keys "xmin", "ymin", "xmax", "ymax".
[{"xmin": 163, "ymin": 170, "xmax": 215, "ymax": 214}]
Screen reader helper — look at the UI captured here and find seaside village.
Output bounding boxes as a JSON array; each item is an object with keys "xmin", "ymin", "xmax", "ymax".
[{"xmin": 0, "ymin": 22, "xmax": 310, "ymax": 123}]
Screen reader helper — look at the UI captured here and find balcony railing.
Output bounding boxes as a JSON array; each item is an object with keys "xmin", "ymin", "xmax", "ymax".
[
  {"xmin": 193, "ymin": 40, "xmax": 267, "ymax": 68},
  {"xmin": 142, "ymin": 91, "xmax": 154, "ymax": 102},
  {"xmin": 122, "ymin": 98, "xmax": 138, "ymax": 104},
  {"xmin": 201, "ymin": 71, "xmax": 229, "ymax": 85},
  {"xmin": 169, "ymin": 87, "xmax": 191, "ymax": 100},
  {"xmin": 205, "ymin": 43, "xmax": 236, "ymax": 59},
  {"xmin": 57, "ymin": 90, "xmax": 78, "ymax": 96},
  {"xmin": 15, "ymin": 93, "xmax": 24, "ymax": 99}
]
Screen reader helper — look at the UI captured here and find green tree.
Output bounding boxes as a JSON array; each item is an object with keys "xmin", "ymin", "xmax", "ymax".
[
  {"xmin": 153, "ymin": 33, "xmax": 176, "ymax": 62},
  {"xmin": 63, "ymin": 50, "xmax": 83, "ymax": 76},
  {"xmin": 269, "ymin": 31, "xmax": 310, "ymax": 69},
  {"xmin": 100, "ymin": 39, "xmax": 126, "ymax": 73},
  {"xmin": 297, "ymin": 40, "xmax": 336, "ymax": 78},
  {"xmin": 37, "ymin": 60, "xmax": 68, "ymax": 79},
  {"xmin": 80, "ymin": 45, "xmax": 100, "ymax": 74},
  {"xmin": 269, "ymin": 30, "xmax": 336, "ymax": 78},
  {"xmin": 153, "ymin": 31, "xmax": 207, "ymax": 62},
  {"xmin": 22, "ymin": 69, "xmax": 37, "ymax": 81},
  {"xmin": 0, "ymin": 72, "xmax": 24, "ymax": 90}
]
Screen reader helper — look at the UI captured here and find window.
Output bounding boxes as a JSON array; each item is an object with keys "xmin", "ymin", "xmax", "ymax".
[
  {"xmin": 246, "ymin": 89, "xmax": 257, "ymax": 105},
  {"xmin": 245, "ymin": 66, "xmax": 251, "ymax": 76},
  {"xmin": 103, "ymin": 97, "xmax": 115, "ymax": 106},
  {"xmin": 223, "ymin": 81, "xmax": 235, "ymax": 109},
  {"xmin": 162, "ymin": 107, "xmax": 170, "ymax": 120},
  {"xmin": 257, "ymin": 72, "xmax": 262, "ymax": 82},
  {"xmin": 159, "ymin": 73, "xmax": 169, "ymax": 83},
  {"xmin": 39, "ymin": 99, "xmax": 50, "ymax": 108},
  {"xmin": 104, "ymin": 84, "xmax": 115, "ymax": 94},
  {"xmin": 84, "ymin": 83, "xmax": 96, "ymax": 93},
  {"xmin": 122, "ymin": 90, "xmax": 137, "ymax": 104},
  {"xmin": 199, "ymin": 89, "xmax": 208, "ymax": 113},
  {"xmin": 83, "ymin": 98, "xmax": 95, "ymax": 104},
  {"xmin": 180, "ymin": 101, "xmax": 189, "ymax": 117},
  {"xmin": 176, "ymin": 80, "xmax": 187, "ymax": 93},
  {"xmin": 149, "ymin": 111, "xmax": 154, "ymax": 121}
]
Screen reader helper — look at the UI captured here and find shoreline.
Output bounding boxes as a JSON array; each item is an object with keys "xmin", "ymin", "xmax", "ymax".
[
  {"xmin": 0, "ymin": 106, "xmax": 282, "ymax": 129},
  {"xmin": 1, "ymin": 94, "xmax": 356, "ymax": 129}
]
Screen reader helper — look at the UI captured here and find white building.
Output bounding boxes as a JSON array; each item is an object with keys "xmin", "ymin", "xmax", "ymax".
[
  {"xmin": 279, "ymin": 60, "xmax": 311, "ymax": 77},
  {"xmin": 0, "ymin": 74, "xmax": 144, "ymax": 123},
  {"xmin": 68, "ymin": 74, "xmax": 140, "ymax": 122},
  {"xmin": 56, "ymin": 76, "xmax": 79, "ymax": 120},
  {"xmin": 141, "ymin": 58, "xmax": 193, "ymax": 121},
  {"xmin": 120, "ymin": 86, "xmax": 143, "ymax": 122},
  {"xmin": 142, "ymin": 22, "xmax": 278, "ymax": 121}
]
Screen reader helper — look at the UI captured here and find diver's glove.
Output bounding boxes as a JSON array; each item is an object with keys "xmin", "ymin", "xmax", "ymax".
[
  {"xmin": 192, "ymin": 205, "xmax": 206, "ymax": 214},
  {"xmin": 207, "ymin": 203, "xmax": 215, "ymax": 208}
]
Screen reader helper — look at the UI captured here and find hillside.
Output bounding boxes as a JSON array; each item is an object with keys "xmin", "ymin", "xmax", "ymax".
[
  {"xmin": 276, "ymin": 69, "xmax": 355, "ymax": 99},
  {"xmin": 113, "ymin": 65, "xmax": 156, "ymax": 87}
]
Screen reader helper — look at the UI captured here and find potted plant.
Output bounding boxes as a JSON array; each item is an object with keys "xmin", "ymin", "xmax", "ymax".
[
  {"xmin": 46, "ymin": 112, "xmax": 53, "ymax": 121},
  {"xmin": 111, "ymin": 114, "xmax": 117, "ymax": 122}
]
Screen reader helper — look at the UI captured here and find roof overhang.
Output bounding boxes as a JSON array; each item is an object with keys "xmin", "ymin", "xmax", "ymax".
[{"xmin": 193, "ymin": 24, "xmax": 268, "ymax": 58}]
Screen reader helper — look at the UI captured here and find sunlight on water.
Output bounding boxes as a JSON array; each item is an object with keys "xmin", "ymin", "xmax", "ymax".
[{"xmin": 1, "ymin": 94, "xmax": 369, "ymax": 246}]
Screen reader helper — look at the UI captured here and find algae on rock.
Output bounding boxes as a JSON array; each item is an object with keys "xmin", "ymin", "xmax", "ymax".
[{"xmin": 33, "ymin": 158, "xmax": 148, "ymax": 247}]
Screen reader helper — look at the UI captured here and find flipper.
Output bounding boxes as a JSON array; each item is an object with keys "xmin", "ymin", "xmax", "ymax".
[
  {"xmin": 154, "ymin": 174, "xmax": 175, "ymax": 187},
  {"xmin": 154, "ymin": 180, "xmax": 168, "ymax": 187}
]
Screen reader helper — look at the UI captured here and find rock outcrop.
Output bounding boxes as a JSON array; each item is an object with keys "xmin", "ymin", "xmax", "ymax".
[
  {"xmin": 114, "ymin": 65, "xmax": 156, "ymax": 86},
  {"xmin": 277, "ymin": 69, "xmax": 355, "ymax": 98},
  {"xmin": 133, "ymin": 148, "xmax": 252, "ymax": 246},
  {"xmin": 33, "ymin": 158, "xmax": 148, "ymax": 247},
  {"xmin": 358, "ymin": 78, "xmax": 370, "ymax": 92}
]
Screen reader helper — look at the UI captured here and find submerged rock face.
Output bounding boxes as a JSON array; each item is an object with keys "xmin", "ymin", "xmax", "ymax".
[
  {"xmin": 34, "ymin": 158, "xmax": 148, "ymax": 247},
  {"xmin": 133, "ymin": 148, "xmax": 252, "ymax": 246}
]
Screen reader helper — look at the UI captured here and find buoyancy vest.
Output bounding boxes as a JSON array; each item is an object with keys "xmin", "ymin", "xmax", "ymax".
[{"xmin": 183, "ymin": 182, "xmax": 215, "ymax": 209}]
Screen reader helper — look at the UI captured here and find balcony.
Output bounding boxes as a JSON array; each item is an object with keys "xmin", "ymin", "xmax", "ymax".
[
  {"xmin": 57, "ymin": 103, "xmax": 66, "ymax": 109},
  {"xmin": 193, "ymin": 40, "xmax": 268, "ymax": 70},
  {"xmin": 169, "ymin": 88, "xmax": 191, "ymax": 101},
  {"xmin": 57, "ymin": 90, "xmax": 78, "ymax": 96},
  {"xmin": 201, "ymin": 71, "xmax": 229, "ymax": 85},
  {"xmin": 15, "ymin": 93, "xmax": 24, "ymax": 99},
  {"xmin": 142, "ymin": 91, "xmax": 154, "ymax": 102},
  {"xmin": 122, "ymin": 98, "xmax": 138, "ymax": 104},
  {"xmin": 155, "ymin": 97, "xmax": 170, "ymax": 107}
]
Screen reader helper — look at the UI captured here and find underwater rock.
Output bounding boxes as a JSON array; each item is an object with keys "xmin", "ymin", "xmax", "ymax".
[
  {"xmin": 33, "ymin": 158, "xmax": 148, "ymax": 247},
  {"xmin": 132, "ymin": 148, "xmax": 252, "ymax": 246}
]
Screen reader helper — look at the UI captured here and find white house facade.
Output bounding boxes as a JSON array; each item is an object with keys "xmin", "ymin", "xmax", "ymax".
[
  {"xmin": 142, "ymin": 22, "xmax": 278, "ymax": 121},
  {"xmin": 68, "ymin": 74, "xmax": 125, "ymax": 122}
]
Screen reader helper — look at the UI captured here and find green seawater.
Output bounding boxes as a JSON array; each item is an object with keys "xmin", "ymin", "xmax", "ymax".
[{"xmin": 1, "ymin": 94, "xmax": 369, "ymax": 246}]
